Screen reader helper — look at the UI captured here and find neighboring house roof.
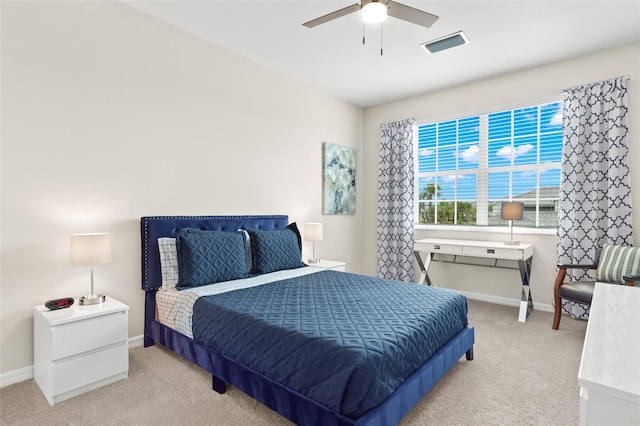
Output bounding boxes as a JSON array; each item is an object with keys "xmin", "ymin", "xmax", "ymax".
[{"xmin": 514, "ymin": 186, "xmax": 560, "ymax": 200}]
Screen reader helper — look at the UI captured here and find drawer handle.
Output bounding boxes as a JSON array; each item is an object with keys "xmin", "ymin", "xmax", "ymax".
[
  {"xmin": 433, "ymin": 245, "xmax": 440, "ymax": 250},
  {"xmin": 487, "ymin": 249, "xmax": 495, "ymax": 254}
]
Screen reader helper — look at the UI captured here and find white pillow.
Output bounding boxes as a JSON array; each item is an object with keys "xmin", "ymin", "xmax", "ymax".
[{"xmin": 158, "ymin": 237, "xmax": 178, "ymax": 290}]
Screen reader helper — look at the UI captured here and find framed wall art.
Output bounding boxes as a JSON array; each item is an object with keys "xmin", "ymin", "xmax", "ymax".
[{"xmin": 323, "ymin": 142, "xmax": 356, "ymax": 215}]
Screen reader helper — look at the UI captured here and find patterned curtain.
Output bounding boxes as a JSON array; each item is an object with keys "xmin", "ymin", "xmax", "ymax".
[
  {"xmin": 557, "ymin": 76, "xmax": 632, "ymax": 316},
  {"xmin": 377, "ymin": 118, "xmax": 415, "ymax": 282}
]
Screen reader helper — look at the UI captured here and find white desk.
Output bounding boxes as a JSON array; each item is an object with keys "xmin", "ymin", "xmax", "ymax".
[
  {"xmin": 578, "ymin": 283, "xmax": 640, "ymax": 426},
  {"xmin": 414, "ymin": 238, "xmax": 534, "ymax": 322}
]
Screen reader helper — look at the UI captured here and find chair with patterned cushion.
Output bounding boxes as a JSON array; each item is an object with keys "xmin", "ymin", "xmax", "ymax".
[{"xmin": 552, "ymin": 244, "xmax": 640, "ymax": 330}]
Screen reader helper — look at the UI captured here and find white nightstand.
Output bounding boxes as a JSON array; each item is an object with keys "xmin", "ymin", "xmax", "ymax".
[
  {"xmin": 312, "ymin": 260, "xmax": 346, "ymax": 272},
  {"xmin": 34, "ymin": 297, "xmax": 129, "ymax": 405}
]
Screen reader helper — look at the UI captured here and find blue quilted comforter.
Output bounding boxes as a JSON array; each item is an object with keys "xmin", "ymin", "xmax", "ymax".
[{"xmin": 192, "ymin": 270, "xmax": 468, "ymax": 419}]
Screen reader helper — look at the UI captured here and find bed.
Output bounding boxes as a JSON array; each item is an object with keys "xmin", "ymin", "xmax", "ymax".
[{"xmin": 141, "ymin": 215, "xmax": 474, "ymax": 425}]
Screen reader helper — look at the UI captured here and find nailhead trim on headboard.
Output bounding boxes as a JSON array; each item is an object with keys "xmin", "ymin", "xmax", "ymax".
[{"xmin": 140, "ymin": 215, "xmax": 289, "ymax": 292}]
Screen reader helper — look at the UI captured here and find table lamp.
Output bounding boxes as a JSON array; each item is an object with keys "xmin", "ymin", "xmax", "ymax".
[
  {"xmin": 501, "ymin": 202, "xmax": 524, "ymax": 245},
  {"xmin": 71, "ymin": 233, "xmax": 111, "ymax": 305},
  {"xmin": 303, "ymin": 223, "xmax": 323, "ymax": 264}
]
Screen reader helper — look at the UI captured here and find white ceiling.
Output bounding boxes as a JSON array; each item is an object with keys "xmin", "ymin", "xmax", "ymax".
[{"xmin": 125, "ymin": 1, "xmax": 640, "ymax": 108}]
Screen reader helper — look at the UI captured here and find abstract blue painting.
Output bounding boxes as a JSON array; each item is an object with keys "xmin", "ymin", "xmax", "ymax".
[{"xmin": 323, "ymin": 142, "xmax": 356, "ymax": 215}]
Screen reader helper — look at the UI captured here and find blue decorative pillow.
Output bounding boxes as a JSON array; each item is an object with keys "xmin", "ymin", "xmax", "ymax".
[
  {"xmin": 247, "ymin": 226, "xmax": 306, "ymax": 274},
  {"xmin": 286, "ymin": 222, "xmax": 303, "ymax": 252},
  {"xmin": 176, "ymin": 229, "xmax": 248, "ymax": 289}
]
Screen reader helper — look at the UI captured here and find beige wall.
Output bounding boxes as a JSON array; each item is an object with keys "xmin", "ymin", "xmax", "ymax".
[
  {"xmin": 0, "ymin": 1, "xmax": 363, "ymax": 374},
  {"xmin": 362, "ymin": 43, "xmax": 640, "ymax": 306},
  {"xmin": 2, "ymin": 0, "xmax": 638, "ymax": 378}
]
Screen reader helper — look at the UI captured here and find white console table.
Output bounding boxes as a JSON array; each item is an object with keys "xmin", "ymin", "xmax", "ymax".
[
  {"xmin": 578, "ymin": 282, "xmax": 640, "ymax": 426},
  {"xmin": 414, "ymin": 238, "xmax": 534, "ymax": 322}
]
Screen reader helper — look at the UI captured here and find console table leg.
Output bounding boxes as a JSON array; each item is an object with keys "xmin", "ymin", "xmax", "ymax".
[
  {"xmin": 413, "ymin": 251, "xmax": 433, "ymax": 286},
  {"xmin": 519, "ymin": 285, "xmax": 533, "ymax": 322},
  {"xmin": 517, "ymin": 259, "xmax": 533, "ymax": 322}
]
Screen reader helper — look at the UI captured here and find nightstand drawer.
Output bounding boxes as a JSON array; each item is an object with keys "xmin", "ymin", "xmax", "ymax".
[
  {"xmin": 53, "ymin": 342, "xmax": 128, "ymax": 395},
  {"xmin": 52, "ymin": 311, "xmax": 128, "ymax": 360}
]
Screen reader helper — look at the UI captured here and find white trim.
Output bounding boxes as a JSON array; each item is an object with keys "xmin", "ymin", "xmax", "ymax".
[
  {"xmin": 462, "ymin": 290, "xmax": 554, "ymax": 313},
  {"xmin": 0, "ymin": 291, "xmax": 553, "ymax": 389},
  {"xmin": 0, "ymin": 365, "xmax": 33, "ymax": 388},
  {"xmin": 128, "ymin": 334, "xmax": 144, "ymax": 348},
  {"xmin": 414, "ymin": 96, "xmax": 563, "ymax": 228},
  {"xmin": 414, "ymin": 94, "xmax": 564, "ymax": 127},
  {"xmin": 0, "ymin": 335, "xmax": 145, "ymax": 388},
  {"xmin": 414, "ymin": 223, "xmax": 556, "ymax": 236}
]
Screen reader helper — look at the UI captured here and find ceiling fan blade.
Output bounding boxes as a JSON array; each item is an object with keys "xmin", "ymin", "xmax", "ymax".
[
  {"xmin": 387, "ymin": 0, "xmax": 439, "ymax": 28},
  {"xmin": 303, "ymin": 3, "xmax": 361, "ymax": 28}
]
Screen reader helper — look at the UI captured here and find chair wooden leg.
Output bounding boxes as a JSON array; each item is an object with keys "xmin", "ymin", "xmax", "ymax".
[
  {"xmin": 552, "ymin": 301, "xmax": 562, "ymax": 330},
  {"xmin": 552, "ymin": 268, "xmax": 566, "ymax": 330}
]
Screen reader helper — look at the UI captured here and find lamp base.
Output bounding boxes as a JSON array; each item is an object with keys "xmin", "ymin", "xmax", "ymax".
[
  {"xmin": 79, "ymin": 294, "xmax": 106, "ymax": 305},
  {"xmin": 307, "ymin": 258, "xmax": 320, "ymax": 265},
  {"xmin": 504, "ymin": 240, "xmax": 520, "ymax": 245}
]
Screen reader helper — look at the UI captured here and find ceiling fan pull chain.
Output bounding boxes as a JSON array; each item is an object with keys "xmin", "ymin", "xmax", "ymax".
[
  {"xmin": 380, "ymin": 22, "xmax": 384, "ymax": 56},
  {"xmin": 363, "ymin": 23, "xmax": 366, "ymax": 45}
]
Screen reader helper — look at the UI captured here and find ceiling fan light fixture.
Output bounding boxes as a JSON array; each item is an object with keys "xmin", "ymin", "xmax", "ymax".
[{"xmin": 362, "ymin": 2, "xmax": 388, "ymax": 24}]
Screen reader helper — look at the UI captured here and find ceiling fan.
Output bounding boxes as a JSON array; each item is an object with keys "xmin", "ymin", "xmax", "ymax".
[{"xmin": 302, "ymin": 0, "xmax": 439, "ymax": 29}]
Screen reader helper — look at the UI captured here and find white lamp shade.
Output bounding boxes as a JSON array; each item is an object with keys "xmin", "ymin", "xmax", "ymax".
[
  {"xmin": 362, "ymin": 1, "xmax": 387, "ymax": 23},
  {"xmin": 500, "ymin": 202, "xmax": 524, "ymax": 221},
  {"xmin": 303, "ymin": 223, "xmax": 323, "ymax": 242},
  {"xmin": 71, "ymin": 233, "xmax": 111, "ymax": 266}
]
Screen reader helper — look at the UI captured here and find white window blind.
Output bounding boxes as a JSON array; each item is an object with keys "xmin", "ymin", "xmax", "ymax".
[{"xmin": 415, "ymin": 100, "xmax": 563, "ymax": 227}]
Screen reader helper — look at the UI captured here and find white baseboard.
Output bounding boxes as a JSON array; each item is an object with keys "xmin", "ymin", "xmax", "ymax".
[
  {"xmin": 128, "ymin": 334, "xmax": 144, "ymax": 348},
  {"xmin": 0, "ymin": 365, "xmax": 34, "ymax": 388},
  {"xmin": 461, "ymin": 290, "xmax": 554, "ymax": 313},
  {"xmin": 1, "ymin": 296, "xmax": 552, "ymax": 389},
  {"xmin": 0, "ymin": 335, "xmax": 145, "ymax": 388}
]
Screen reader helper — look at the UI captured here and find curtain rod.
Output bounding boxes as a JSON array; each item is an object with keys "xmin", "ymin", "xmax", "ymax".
[{"xmin": 563, "ymin": 75, "xmax": 630, "ymax": 92}]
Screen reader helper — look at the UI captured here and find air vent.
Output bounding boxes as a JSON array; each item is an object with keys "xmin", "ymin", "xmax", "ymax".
[{"xmin": 420, "ymin": 31, "xmax": 469, "ymax": 54}]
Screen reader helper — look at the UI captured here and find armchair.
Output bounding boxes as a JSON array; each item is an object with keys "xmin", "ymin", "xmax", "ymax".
[{"xmin": 553, "ymin": 244, "xmax": 640, "ymax": 330}]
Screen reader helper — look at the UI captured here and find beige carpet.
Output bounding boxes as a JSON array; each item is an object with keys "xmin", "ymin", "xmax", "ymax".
[{"xmin": 0, "ymin": 301, "xmax": 587, "ymax": 425}]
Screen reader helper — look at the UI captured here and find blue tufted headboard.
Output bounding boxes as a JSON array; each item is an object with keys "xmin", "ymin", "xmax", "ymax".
[{"xmin": 140, "ymin": 215, "xmax": 289, "ymax": 292}]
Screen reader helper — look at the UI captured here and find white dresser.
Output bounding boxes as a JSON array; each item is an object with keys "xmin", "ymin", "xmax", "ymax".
[
  {"xmin": 34, "ymin": 297, "xmax": 129, "ymax": 405},
  {"xmin": 578, "ymin": 283, "xmax": 640, "ymax": 425}
]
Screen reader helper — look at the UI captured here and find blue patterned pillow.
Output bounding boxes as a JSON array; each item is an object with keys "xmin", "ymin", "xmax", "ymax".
[
  {"xmin": 176, "ymin": 229, "xmax": 248, "ymax": 289},
  {"xmin": 247, "ymin": 226, "xmax": 306, "ymax": 274}
]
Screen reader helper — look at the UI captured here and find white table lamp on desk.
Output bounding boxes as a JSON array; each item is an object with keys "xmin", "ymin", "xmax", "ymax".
[
  {"xmin": 304, "ymin": 223, "xmax": 323, "ymax": 264},
  {"xmin": 501, "ymin": 201, "xmax": 524, "ymax": 245},
  {"xmin": 71, "ymin": 233, "xmax": 110, "ymax": 305}
]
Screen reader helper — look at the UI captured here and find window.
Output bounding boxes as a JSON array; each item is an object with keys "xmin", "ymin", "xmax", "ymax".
[{"xmin": 416, "ymin": 100, "xmax": 563, "ymax": 228}]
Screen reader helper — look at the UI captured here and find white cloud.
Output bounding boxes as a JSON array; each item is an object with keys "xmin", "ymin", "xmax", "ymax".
[
  {"xmin": 419, "ymin": 148, "xmax": 434, "ymax": 157},
  {"xmin": 442, "ymin": 174, "xmax": 468, "ymax": 182},
  {"xmin": 518, "ymin": 170, "xmax": 536, "ymax": 178},
  {"xmin": 497, "ymin": 143, "xmax": 534, "ymax": 159},
  {"xmin": 549, "ymin": 104, "xmax": 563, "ymax": 126},
  {"xmin": 460, "ymin": 145, "xmax": 479, "ymax": 163}
]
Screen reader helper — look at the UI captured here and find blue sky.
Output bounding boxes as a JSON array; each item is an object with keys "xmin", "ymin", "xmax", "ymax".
[{"xmin": 417, "ymin": 102, "xmax": 563, "ymax": 202}]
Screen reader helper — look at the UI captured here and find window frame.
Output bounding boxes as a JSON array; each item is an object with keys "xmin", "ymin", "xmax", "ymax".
[{"xmin": 413, "ymin": 95, "xmax": 564, "ymax": 230}]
